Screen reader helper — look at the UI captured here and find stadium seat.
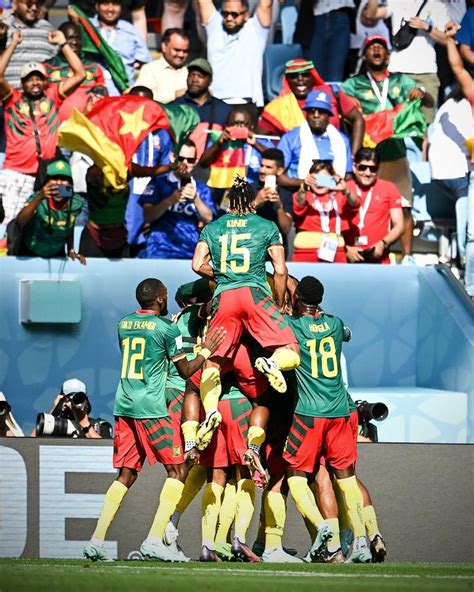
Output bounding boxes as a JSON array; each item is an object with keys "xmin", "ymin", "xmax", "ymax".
[{"xmin": 263, "ymin": 43, "xmax": 303, "ymax": 102}]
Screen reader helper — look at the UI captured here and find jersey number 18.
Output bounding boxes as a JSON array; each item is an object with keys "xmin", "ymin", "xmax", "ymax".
[{"xmin": 306, "ymin": 337, "xmax": 338, "ymax": 378}]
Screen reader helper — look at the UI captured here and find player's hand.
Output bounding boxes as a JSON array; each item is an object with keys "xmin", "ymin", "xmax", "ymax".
[
  {"xmin": 445, "ymin": 21, "xmax": 460, "ymax": 38},
  {"xmin": 184, "ymin": 447, "xmax": 200, "ymax": 466},
  {"xmin": 345, "ymin": 245, "xmax": 365, "ymax": 263},
  {"xmin": 69, "ymin": 249, "xmax": 87, "ymax": 265},
  {"xmin": 49, "ymin": 30, "xmax": 67, "ymax": 46},
  {"xmin": 202, "ymin": 326, "xmax": 226, "ymax": 354}
]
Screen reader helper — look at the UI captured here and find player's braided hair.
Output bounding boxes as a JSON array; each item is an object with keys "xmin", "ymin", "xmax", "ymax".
[
  {"xmin": 296, "ymin": 276, "xmax": 324, "ymax": 307},
  {"xmin": 228, "ymin": 175, "xmax": 256, "ymax": 214}
]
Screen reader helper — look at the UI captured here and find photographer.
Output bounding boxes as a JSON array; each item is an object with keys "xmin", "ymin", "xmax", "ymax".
[
  {"xmin": 13, "ymin": 159, "xmax": 86, "ymax": 262},
  {"xmin": 0, "ymin": 391, "xmax": 24, "ymax": 437},
  {"xmin": 33, "ymin": 378, "xmax": 111, "ymax": 439}
]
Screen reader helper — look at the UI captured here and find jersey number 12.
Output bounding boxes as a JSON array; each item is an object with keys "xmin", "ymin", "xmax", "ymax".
[{"xmin": 121, "ymin": 337, "xmax": 145, "ymax": 379}]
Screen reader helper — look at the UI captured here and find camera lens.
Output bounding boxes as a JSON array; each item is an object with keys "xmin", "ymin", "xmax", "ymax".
[{"xmin": 0, "ymin": 401, "xmax": 11, "ymax": 417}]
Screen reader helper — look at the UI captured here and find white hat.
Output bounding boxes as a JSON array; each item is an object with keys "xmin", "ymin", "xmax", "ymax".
[{"xmin": 61, "ymin": 378, "xmax": 87, "ymax": 395}]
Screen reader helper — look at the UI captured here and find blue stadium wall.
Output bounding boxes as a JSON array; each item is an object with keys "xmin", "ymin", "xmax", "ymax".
[{"xmin": 0, "ymin": 258, "xmax": 473, "ymax": 442}]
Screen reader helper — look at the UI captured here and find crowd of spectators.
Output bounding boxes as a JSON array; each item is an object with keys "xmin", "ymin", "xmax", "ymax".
[{"xmin": 0, "ymin": 0, "xmax": 472, "ymax": 274}]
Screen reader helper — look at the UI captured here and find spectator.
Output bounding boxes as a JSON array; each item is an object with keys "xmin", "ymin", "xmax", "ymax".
[
  {"xmin": 258, "ymin": 58, "xmax": 365, "ymax": 156},
  {"xmin": 90, "ymin": 0, "xmax": 151, "ymax": 95},
  {"xmin": 456, "ymin": 7, "xmax": 474, "ymax": 70},
  {"xmin": 344, "ymin": 148, "xmax": 404, "ymax": 264},
  {"xmin": 293, "ymin": 0, "xmax": 354, "ymax": 82},
  {"xmin": 366, "ymin": 0, "xmax": 451, "ymax": 124},
  {"xmin": 0, "ymin": 391, "xmax": 24, "ymax": 437},
  {"xmin": 277, "ymin": 90, "xmax": 353, "ymax": 190},
  {"xmin": 200, "ymin": 105, "xmax": 273, "ymax": 197},
  {"xmin": 197, "ymin": 0, "xmax": 272, "ymax": 107},
  {"xmin": 14, "ymin": 158, "xmax": 85, "ymax": 262},
  {"xmin": 342, "ymin": 35, "xmax": 433, "ymax": 264},
  {"xmin": 292, "ymin": 159, "xmax": 359, "ymax": 263},
  {"xmin": 428, "ymin": 84, "xmax": 471, "ymax": 265},
  {"xmin": 0, "ymin": 0, "xmax": 56, "ymax": 88},
  {"xmin": 0, "ymin": 29, "xmax": 86, "ymax": 224},
  {"xmin": 135, "ymin": 27, "xmax": 189, "ymax": 103},
  {"xmin": 44, "ymin": 21, "xmax": 105, "ymax": 122},
  {"xmin": 69, "ymin": 0, "xmax": 148, "ymax": 40},
  {"xmin": 251, "ymin": 147, "xmax": 293, "ymax": 257},
  {"xmin": 170, "ymin": 58, "xmax": 232, "ymax": 127},
  {"xmin": 126, "ymin": 85, "xmax": 174, "ymax": 257},
  {"xmin": 139, "ymin": 139, "xmax": 216, "ymax": 259}
]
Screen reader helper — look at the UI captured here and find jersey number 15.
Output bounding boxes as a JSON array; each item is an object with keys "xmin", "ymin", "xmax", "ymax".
[{"xmin": 219, "ymin": 233, "xmax": 251, "ymax": 273}]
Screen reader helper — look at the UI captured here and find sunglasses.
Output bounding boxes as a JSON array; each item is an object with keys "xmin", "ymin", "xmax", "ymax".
[
  {"xmin": 286, "ymin": 72, "xmax": 312, "ymax": 80},
  {"xmin": 177, "ymin": 156, "xmax": 197, "ymax": 164},
  {"xmin": 222, "ymin": 10, "xmax": 246, "ymax": 18},
  {"xmin": 356, "ymin": 164, "xmax": 378, "ymax": 173}
]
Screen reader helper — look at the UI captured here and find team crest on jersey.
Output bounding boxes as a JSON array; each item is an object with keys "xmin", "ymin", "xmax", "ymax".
[
  {"xmin": 39, "ymin": 100, "xmax": 51, "ymax": 114},
  {"xmin": 173, "ymin": 445, "xmax": 181, "ymax": 457},
  {"xmin": 50, "ymin": 70, "xmax": 61, "ymax": 81}
]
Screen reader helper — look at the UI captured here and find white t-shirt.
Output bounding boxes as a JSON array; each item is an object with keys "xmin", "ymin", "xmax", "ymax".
[
  {"xmin": 313, "ymin": 0, "xmax": 354, "ymax": 17},
  {"xmin": 428, "ymin": 98, "xmax": 472, "ymax": 179},
  {"xmin": 205, "ymin": 11, "xmax": 269, "ymax": 107},
  {"xmin": 350, "ymin": 2, "xmax": 391, "ymax": 49},
  {"xmin": 386, "ymin": 0, "xmax": 451, "ymax": 74}
]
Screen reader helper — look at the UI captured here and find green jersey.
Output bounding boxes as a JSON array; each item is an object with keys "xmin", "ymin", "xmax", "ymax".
[
  {"xmin": 22, "ymin": 193, "xmax": 83, "ymax": 257},
  {"xmin": 166, "ymin": 304, "xmax": 206, "ymax": 395},
  {"xmin": 341, "ymin": 72, "xmax": 417, "ymax": 162},
  {"xmin": 199, "ymin": 212, "xmax": 282, "ymax": 297},
  {"xmin": 286, "ymin": 312, "xmax": 352, "ymax": 418},
  {"xmin": 114, "ymin": 311, "xmax": 186, "ymax": 419}
]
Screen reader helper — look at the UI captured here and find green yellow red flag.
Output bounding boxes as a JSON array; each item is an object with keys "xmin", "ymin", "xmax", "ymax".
[
  {"xmin": 363, "ymin": 99, "xmax": 426, "ymax": 148},
  {"xmin": 207, "ymin": 131, "xmax": 246, "ymax": 189}
]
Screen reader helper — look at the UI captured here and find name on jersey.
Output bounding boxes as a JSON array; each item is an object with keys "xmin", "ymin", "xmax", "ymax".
[
  {"xmin": 226, "ymin": 219, "xmax": 248, "ymax": 228},
  {"xmin": 120, "ymin": 320, "xmax": 157, "ymax": 330},
  {"xmin": 309, "ymin": 322, "xmax": 330, "ymax": 333}
]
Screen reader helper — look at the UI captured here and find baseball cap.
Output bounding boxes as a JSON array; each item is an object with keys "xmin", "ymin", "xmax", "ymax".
[
  {"xmin": 46, "ymin": 159, "xmax": 72, "ymax": 179},
  {"xmin": 187, "ymin": 58, "xmax": 212, "ymax": 76},
  {"xmin": 62, "ymin": 378, "xmax": 87, "ymax": 395},
  {"xmin": 363, "ymin": 35, "xmax": 389, "ymax": 51},
  {"xmin": 20, "ymin": 62, "xmax": 47, "ymax": 80},
  {"xmin": 285, "ymin": 58, "xmax": 314, "ymax": 75},
  {"xmin": 304, "ymin": 90, "xmax": 333, "ymax": 115}
]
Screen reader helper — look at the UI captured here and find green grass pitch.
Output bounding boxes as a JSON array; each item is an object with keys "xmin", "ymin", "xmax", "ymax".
[{"xmin": 1, "ymin": 559, "xmax": 473, "ymax": 592}]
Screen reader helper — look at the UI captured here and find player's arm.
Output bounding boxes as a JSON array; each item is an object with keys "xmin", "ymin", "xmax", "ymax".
[
  {"xmin": 173, "ymin": 327, "xmax": 226, "ymax": 378},
  {"xmin": 343, "ymin": 325, "xmax": 352, "ymax": 342},
  {"xmin": 268, "ymin": 244, "xmax": 288, "ymax": 308},
  {"xmin": 192, "ymin": 240, "xmax": 214, "ymax": 279}
]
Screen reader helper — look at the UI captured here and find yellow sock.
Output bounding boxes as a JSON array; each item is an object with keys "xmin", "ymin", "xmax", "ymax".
[
  {"xmin": 362, "ymin": 505, "xmax": 381, "ymax": 541},
  {"xmin": 334, "ymin": 477, "xmax": 350, "ymax": 531},
  {"xmin": 92, "ymin": 480, "xmax": 128, "ymax": 541},
  {"xmin": 147, "ymin": 478, "xmax": 184, "ymax": 541},
  {"xmin": 234, "ymin": 478, "xmax": 256, "ymax": 542},
  {"xmin": 325, "ymin": 517, "xmax": 341, "ymax": 553},
  {"xmin": 175, "ymin": 465, "xmax": 206, "ymax": 516},
  {"xmin": 269, "ymin": 347, "xmax": 300, "ymax": 371},
  {"xmin": 255, "ymin": 491, "xmax": 266, "ymax": 545},
  {"xmin": 288, "ymin": 476, "xmax": 325, "ymax": 530},
  {"xmin": 215, "ymin": 480, "xmax": 237, "ymax": 544},
  {"xmin": 201, "ymin": 482, "xmax": 224, "ymax": 548},
  {"xmin": 247, "ymin": 425, "xmax": 266, "ymax": 452},
  {"xmin": 336, "ymin": 476, "xmax": 365, "ymax": 538},
  {"xmin": 181, "ymin": 420, "xmax": 198, "ymax": 450},
  {"xmin": 264, "ymin": 490, "xmax": 286, "ymax": 549},
  {"xmin": 200, "ymin": 367, "xmax": 221, "ymax": 415}
]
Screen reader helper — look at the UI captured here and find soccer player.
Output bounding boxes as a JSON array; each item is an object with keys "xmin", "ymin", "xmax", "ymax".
[
  {"xmin": 191, "ymin": 176, "xmax": 300, "ymax": 479},
  {"xmin": 83, "ymin": 278, "xmax": 225, "ymax": 562},
  {"xmin": 283, "ymin": 276, "xmax": 372, "ymax": 563}
]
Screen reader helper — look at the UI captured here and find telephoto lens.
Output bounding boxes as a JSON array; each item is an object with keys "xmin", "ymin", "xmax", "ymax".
[
  {"xmin": 69, "ymin": 392, "xmax": 89, "ymax": 412},
  {"xmin": 36, "ymin": 413, "xmax": 81, "ymax": 437}
]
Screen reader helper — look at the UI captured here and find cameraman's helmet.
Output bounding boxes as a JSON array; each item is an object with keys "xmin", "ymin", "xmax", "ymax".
[{"xmin": 61, "ymin": 378, "xmax": 87, "ymax": 397}]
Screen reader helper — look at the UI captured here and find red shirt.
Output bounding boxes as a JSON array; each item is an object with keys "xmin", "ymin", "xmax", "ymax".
[
  {"xmin": 3, "ymin": 86, "xmax": 63, "ymax": 174},
  {"xmin": 293, "ymin": 190, "xmax": 356, "ymax": 234},
  {"xmin": 344, "ymin": 178, "xmax": 401, "ymax": 248}
]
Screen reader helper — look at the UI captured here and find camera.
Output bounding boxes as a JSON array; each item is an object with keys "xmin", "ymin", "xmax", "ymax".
[
  {"xmin": 57, "ymin": 184, "xmax": 74, "ymax": 199},
  {"xmin": 356, "ymin": 400, "xmax": 389, "ymax": 443},
  {"xmin": 0, "ymin": 400, "xmax": 11, "ymax": 417},
  {"xmin": 35, "ymin": 391, "xmax": 91, "ymax": 438}
]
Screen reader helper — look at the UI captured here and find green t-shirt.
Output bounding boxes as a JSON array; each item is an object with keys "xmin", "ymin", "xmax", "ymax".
[
  {"xmin": 87, "ymin": 185, "xmax": 129, "ymax": 226},
  {"xmin": 114, "ymin": 311, "xmax": 185, "ymax": 419},
  {"xmin": 286, "ymin": 312, "xmax": 352, "ymax": 418},
  {"xmin": 341, "ymin": 72, "xmax": 417, "ymax": 162},
  {"xmin": 199, "ymin": 212, "xmax": 282, "ymax": 297},
  {"xmin": 166, "ymin": 304, "xmax": 206, "ymax": 393},
  {"xmin": 22, "ymin": 194, "xmax": 83, "ymax": 257}
]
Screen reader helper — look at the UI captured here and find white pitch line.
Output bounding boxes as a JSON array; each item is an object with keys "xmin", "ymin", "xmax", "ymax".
[{"xmin": 8, "ymin": 563, "xmax": 474, "ymax": 580}]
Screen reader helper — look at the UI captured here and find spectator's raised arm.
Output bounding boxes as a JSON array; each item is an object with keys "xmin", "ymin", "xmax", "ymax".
[
  {"xmin": 0, "ymin": 29, "xmax": 22, "ymax": 97},
  {"xmin": 446, "ymin": 22, "xmax": 474, "ymax": 98},
  {"xmin": 256, "ymin": 0, "xmax": 273, "ymax": 28},
  {"xmin": 49, "ymin": 29, "xmax": 86, "ymax": 96},
  {"xmin": 197, "ymin": 0, "xmax": 217, "ymax": 26}
]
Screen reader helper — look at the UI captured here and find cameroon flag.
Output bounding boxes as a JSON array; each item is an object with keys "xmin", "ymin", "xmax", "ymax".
[
  {"xmin": 207, "ymin": 131, "xmax": 246, "ymax": 189},
  {"xmin": 71, "ymin": 4, "xmax": 129, "ymax": 93},
  {"xmin": 363, "ymin": 99, "xmax": 426, "ymax": 148}
]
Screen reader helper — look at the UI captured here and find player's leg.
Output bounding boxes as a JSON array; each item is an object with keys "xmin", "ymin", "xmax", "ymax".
[
  {"xmin": 197, "ymin": 357, "xmax": 225, "ymax": 449},
  {"xmin": 358, "ymin": 477, "xmax": 387, "ymax": 563},
  {"xmin": 232, "ymin": 464, "xmax": 260, "ymax": 562},
  {"xmin": 181, "ymin": 376, "xmax": 202, "ymax": 460},
  {"xmin": 84, "ymin": 417, "xmax": 143, "ymax": 561},
  {"xmin": 200, "ymin": 468, "xmax": 226, "ymax": 562},
  {"xmin": 215, "ymin": 475, "xmax": 237, "ymax": 560}
]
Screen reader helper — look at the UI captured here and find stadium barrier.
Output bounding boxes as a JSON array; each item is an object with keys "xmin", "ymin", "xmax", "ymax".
[{"xmin": 0, "ymin": 438, "xmax": 472, "ymax": 562}]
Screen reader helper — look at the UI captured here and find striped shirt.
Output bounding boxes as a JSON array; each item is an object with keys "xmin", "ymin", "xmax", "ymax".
[{"xmin": 2, "ymin": 15, "xmax": 56, "ymax": 88}]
